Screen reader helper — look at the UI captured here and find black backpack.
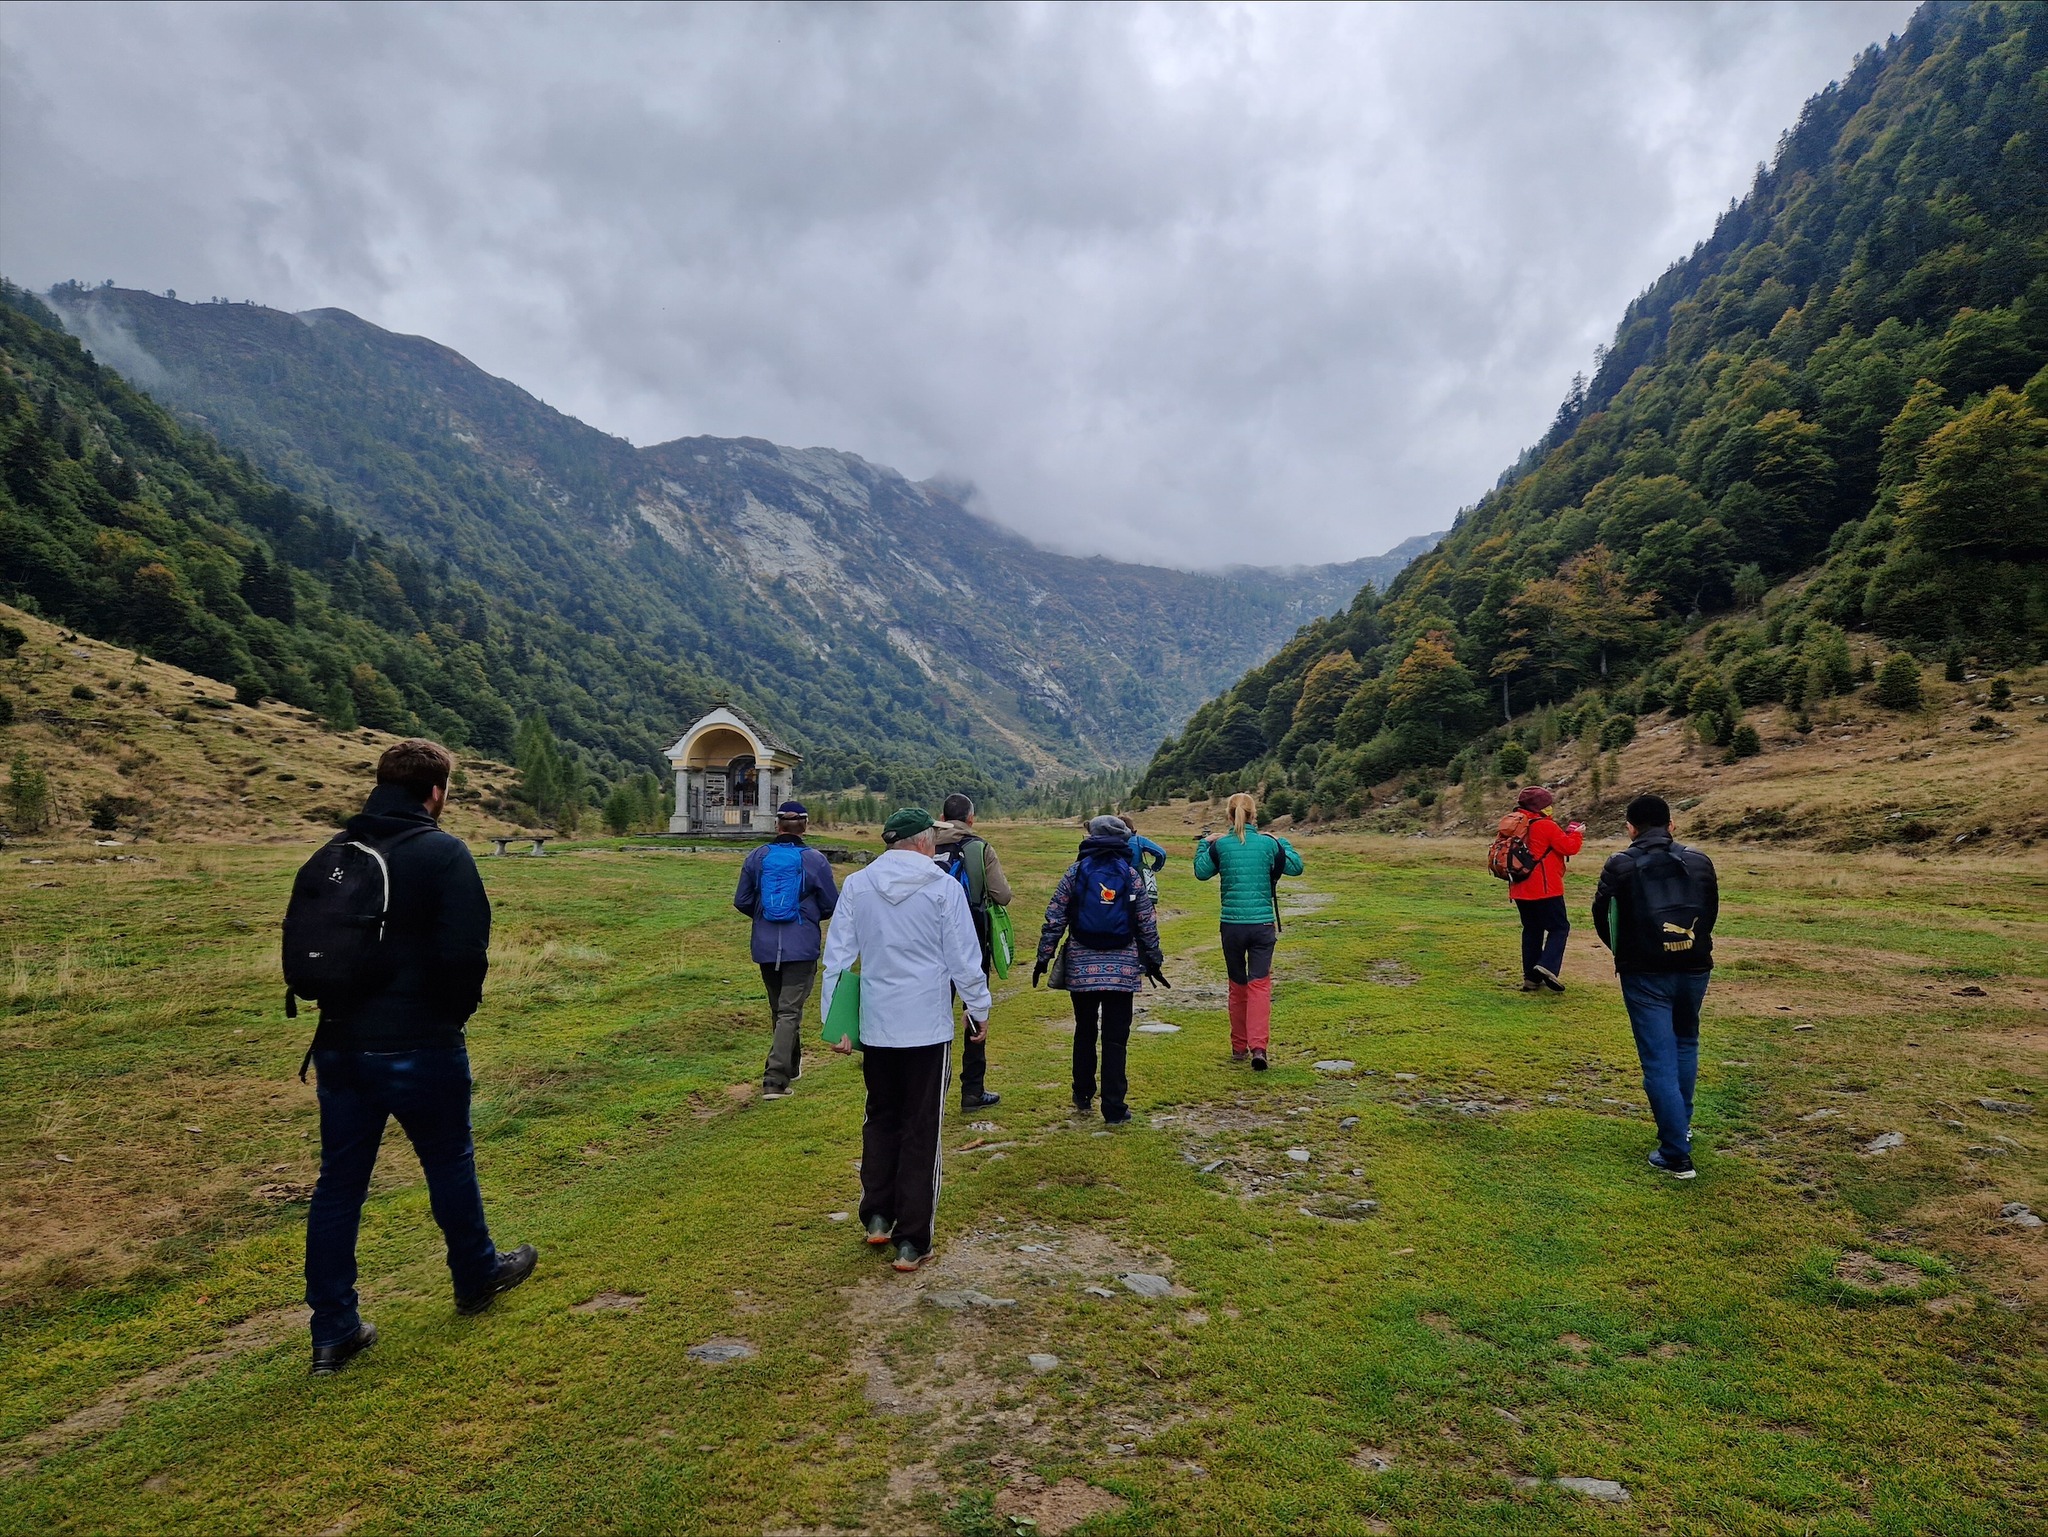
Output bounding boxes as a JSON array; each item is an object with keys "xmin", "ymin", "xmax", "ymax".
[
  {"xmin": 1627, "ymin": 842, "xmax": 1714, "ymax": 964},
  {"xmin": 282, "ymin": 826, "xmax": 435, "ymax": 1019}
]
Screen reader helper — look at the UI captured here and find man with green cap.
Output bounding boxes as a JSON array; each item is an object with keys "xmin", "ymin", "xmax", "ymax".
[{"xmin": 820, "ymin": 807, "xmax": 993, "ymax": 1271}]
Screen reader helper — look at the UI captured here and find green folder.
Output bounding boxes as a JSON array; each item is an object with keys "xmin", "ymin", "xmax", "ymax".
[{"xmin": 822, "ymin": 970, "xmax": 861, "ymax": 1050}]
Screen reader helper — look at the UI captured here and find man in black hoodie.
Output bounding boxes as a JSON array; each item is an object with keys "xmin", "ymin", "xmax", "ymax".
[
  {"xmin": 302, "ymin": 739, "xmax": 536, "ymax": 1375},
  {"xmin": 1592, "ymin": 794, "xmax": 1719, "ymax": 1181}
]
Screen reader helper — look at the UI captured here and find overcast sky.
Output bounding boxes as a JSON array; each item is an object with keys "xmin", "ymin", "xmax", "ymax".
[{"xmin": 1, "ymin": 1, "xmax": 1917, "ymax": 567}]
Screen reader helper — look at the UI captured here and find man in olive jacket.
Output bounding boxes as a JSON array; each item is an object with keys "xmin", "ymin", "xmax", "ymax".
[
  {"xmin": 1592, "ymin": 793, "xmax": 1719, "ymax": 1180},
  {"xmin": 302, "ymin": 740, "xmax": 536, "ymax": 1375}
]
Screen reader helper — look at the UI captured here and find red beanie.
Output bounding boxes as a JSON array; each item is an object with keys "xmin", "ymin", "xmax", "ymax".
[{"xmin": 1516, "ymin": 786, "xmax": 1555, "ymax": 812}]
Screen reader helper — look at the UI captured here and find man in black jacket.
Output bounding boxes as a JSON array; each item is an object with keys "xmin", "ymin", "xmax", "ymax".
[
  {"xmin": 302, "ymin": 739, "xmax": 536, "ymax": 1375},
  {"xmin": 1592, "ymin": 794, "xmax": 1719, "ymax": 1180}
]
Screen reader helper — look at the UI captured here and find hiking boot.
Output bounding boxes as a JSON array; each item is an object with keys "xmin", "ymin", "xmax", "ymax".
[
  {"xmin": 1231, "ymin": 1049, "xmax": 1250, "ymax": 1063},
  {"xmin": 1535, "ymin": 966, "xmax": 1565, "ymax": 993},
  {"xmin": 891, "ymin": 1240, "xmax": 930, "ymax": 1272},
  {"xmin": 1648, "ymin": 1150, "xmax": 1697, "ymax": 1180},
  {"xmin": 865, "ymin": 1215, "xmax": 894, "ymax": 1246},
  {"xmin": 1519, "ymin": 979, "xmax": 1542, "ymax": 992},
  {"xmin": 762, "ymin": 1085, "xmax": 794, "ymax": 1100},
  {"xmin": 1072, "ymin": 1095, "xmax": 1094, "ymax": 1114},
  {"xmin": 1251, "ymin": 1049, "xmax": 1269, "ymax": 1072},
  {"xmin": 1102, "ymin": 1109, "xmax": 1132, "ymax": 1126},
  {"xmin": 455, "ymin": 1243, "xmax": 539, "ymax": 1315},
  {"xmin": 310, "ymin": 1321, "xmax": 377, "ymax": 1377},
  {"xmin": 962, "ymin": 1090, "xmax": 1002, "ymax": 1110}
]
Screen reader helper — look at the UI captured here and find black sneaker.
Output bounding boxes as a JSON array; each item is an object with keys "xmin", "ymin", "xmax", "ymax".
[
  {"xmin": 455, "ymin": 1243, "xmax": 539, "ymax": 1315},
  {"xmin": 1072, "ymin": 1095, "xmax": 1094, "ymax": 1114},
  {"xmin": 1102, "ymin": 1109, "xmax": 1132, "ymax": 1126},
  {"xmin": 310, "ymin": 1321, "xmax": 378, "ymax": 1376},
  {"xmin": 1535, "ymin": 966, "xmax": 1565, "ymax": 993},
  {"xmin": 1648, "ymin": 1150, "xmax": 1697, "ymax": 1180},
  {"xmin": 1519, "ymin": 979, "xmax": 1542, "ymax": 993},
  {"xmin": 962, "ymin": 1090, "xmax": 1002, "ymax": 1110}
]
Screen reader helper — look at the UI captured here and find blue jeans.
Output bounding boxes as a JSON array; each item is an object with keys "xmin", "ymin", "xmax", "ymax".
[
  {"xmin": 306, "ymin": 1047, "xmax": 498, "ymax": 1346},
  {"xmin": 1619, "ymin": 972, "xmax": 1710, "ymax": 1162}
]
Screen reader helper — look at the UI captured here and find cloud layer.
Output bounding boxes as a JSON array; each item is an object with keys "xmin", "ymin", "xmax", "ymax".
[{"xmin": 0, "ymin": 1, "xmax": 1916, "ymax": 565}]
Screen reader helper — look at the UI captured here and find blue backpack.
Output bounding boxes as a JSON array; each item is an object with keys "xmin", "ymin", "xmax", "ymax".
[
  {"xmin": 1069, "ymin": 850, "xmax": 1137, "ymax": 950},
  {"xmin": 758, "ymin": 843, "xmax": 806, "ymax": 924}
]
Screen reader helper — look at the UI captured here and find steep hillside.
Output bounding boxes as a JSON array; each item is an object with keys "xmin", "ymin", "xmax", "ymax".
[
  {"xmin": 48, "ymin": 286, "xmax": 1438, "ymax": 786},
  {"xmin": 0, "ymin": 602, "xmax": 530, "ymax": 844},
  {"xmin": 1139, "ymin": 0, "xmax": 2047, "ymax": 821}
]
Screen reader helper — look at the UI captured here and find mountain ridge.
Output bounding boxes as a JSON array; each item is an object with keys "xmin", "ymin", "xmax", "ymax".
[{"xmin": 50, "ymin": 286, "xmax": 1441, "ymax": 787}]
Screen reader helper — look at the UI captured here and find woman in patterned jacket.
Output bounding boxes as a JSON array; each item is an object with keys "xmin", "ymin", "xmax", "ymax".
[{"xmin": 1032, "ymin": 816, "xmax": 1166, "ymax": 1124}]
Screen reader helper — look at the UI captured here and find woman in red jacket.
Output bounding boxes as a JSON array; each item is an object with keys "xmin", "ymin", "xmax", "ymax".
[{"xmin": 1509, "ymin": 786, "xmax": 1584, "ymax": 992}]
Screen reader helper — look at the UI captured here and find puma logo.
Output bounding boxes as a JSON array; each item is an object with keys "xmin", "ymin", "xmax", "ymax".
[{"xmin": 1662, "ymin": 918, "xmax": 1697, "ymax": 952}]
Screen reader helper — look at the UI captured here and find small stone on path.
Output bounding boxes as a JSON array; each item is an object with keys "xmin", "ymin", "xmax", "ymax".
[
  {"xmin": 1083, "ymin": 1286, "xmax": 1117, "ymax": 1299},
  {"xmin": 1136, "ymin": 1022, "xmax": 1180, "ymax": 1034},
  {"xmin": 1286, "ymin": 1147, "xmax": 1312, "ymax": 1163},
  {"xmin": 1026, "ymin": 1353, "xmax": 1061, "ymax": 1373},
  {"xmin": 1339, "ymin": 1116, "xmax": 1359, "ymax": 1129},
  {"xmin": 1351, "ymin": 1447, "xmax": 1396, "ymax": 1472},
  {"xmin": 1199, "ymin": 1159, "xmax": 1226, "ymax": 1173},
  {"xmin": 571, "ymin": 1291, "xmax": 645, "ymax": 1315},
  {"xmin": 1314, "ymin": 1060, "xmax": 1356, "ymax": 1073},
  {"xmin": 925, "ymin": 1289, "xmax": 1017, "ymax": 1311},
  {"xmin": 686, "ymin": 1337, "xmax": 755, "ymax": 1363},
  {"xmin": 1555, "ymin": 1477, "xmax": 1631, "ymax": 1503},
  {"xmin": 1998, "ymin": 1202, "xmax": 2042, "ymax": 1227},
  {"xmin": 1393, "ymin": 1073, "xmax": 1417, "ymax": 1082},
  {"xmin": 1863, "ymin": 1131, "xmax": 1905, "ymax": 1154},
  {"xmin": 826, "ymin": 1211, "xmax": 849, "ymax": 1222},
  {"xmin": 1119, "ymin": 1273, "xmax": 1172, "ymax": 1298},
  {"xmin": 1978, "ymin": 1098, "xmax": 2032, "ymax": 1115}
]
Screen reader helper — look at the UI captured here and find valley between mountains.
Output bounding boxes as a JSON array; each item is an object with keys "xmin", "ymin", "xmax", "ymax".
[{"xmin": 49, "ymin": 286, "xmax": 1439, "ymax": 786}]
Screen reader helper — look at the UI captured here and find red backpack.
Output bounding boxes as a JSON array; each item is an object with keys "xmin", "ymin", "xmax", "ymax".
[{"xmin": 1487, "ymin": 810, "xmax": 1538, "ymax": 883}]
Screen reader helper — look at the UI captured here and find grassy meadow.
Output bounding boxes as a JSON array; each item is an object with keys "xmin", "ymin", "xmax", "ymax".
[{"xmin": 2, "ymin": 823, "xmax": 2044, "ymax": 1535}]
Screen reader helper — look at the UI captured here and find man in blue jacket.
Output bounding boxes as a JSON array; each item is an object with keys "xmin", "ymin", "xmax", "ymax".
[{"xmin": 733, "ymin": 801, "xmax": 840, "ymax": 1099}]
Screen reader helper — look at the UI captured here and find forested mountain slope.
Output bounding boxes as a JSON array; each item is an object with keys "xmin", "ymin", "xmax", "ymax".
[
  {"xmin": 1140, "ymin": 0, "xmax": 2047, "ymax": 817},
  {"xmin": 0, "ymin": 281, "xmax": 725, "ymax": 813},
  {"xmin": 43, "ymin": 285, "xmax": 1436, "ymax": 791}
]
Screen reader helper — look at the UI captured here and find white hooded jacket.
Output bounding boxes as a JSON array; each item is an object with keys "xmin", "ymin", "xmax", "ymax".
[{"xmin": 820, "ymin": 848, "xmax": 994, "ymax": 1048}]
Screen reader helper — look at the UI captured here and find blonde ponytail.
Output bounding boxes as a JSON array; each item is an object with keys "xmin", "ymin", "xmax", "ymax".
[{"xmin": 1226, "ymin": 791, "xmax": 1258, "ymax": 842}]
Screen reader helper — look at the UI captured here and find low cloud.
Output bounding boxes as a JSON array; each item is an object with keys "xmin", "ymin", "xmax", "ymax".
[{"xmin": 0, "ymin": 1, "xmax": 1916, "ymax": 565}]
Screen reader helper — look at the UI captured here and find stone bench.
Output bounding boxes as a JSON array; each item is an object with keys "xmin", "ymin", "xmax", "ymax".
[{"xmin": 489, "ymin": 837, "xmax": 550, "ymax": 856}]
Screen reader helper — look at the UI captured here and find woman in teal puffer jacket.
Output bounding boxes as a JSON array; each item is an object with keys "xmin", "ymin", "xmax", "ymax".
[{"xmin": 1193, "ymin": 792, "xmax": 1304, "ymax": 1069}]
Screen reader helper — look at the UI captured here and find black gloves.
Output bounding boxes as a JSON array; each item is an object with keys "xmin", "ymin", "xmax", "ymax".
[
  {"xmin": 1144, "ymin": 967, "xmax": 1171, "ymax": 989},
  {"xmin": 1032, "ymin": 958, "xmax": 1048, "ymax": 988}
]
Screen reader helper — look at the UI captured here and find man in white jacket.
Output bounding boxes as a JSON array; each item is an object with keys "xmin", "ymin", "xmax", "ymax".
[{"xmin": 821, "ymin": 806, "xmax": 993, "ymax": 1271}]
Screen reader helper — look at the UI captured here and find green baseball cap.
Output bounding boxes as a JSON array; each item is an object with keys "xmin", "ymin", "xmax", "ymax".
[{"xmin": 882, "ymin": 806, "xmax": 935, "ymax": 844}]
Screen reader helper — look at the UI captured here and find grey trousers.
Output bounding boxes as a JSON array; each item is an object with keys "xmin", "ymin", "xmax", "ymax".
[{"xmin": 760, "ymin": 960, "xmax": 817, "ymax": 1090}]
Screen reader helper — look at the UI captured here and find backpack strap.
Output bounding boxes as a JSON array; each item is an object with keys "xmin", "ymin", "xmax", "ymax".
[{"xmin": 1266, "ymin": 834, "xmax": 1287, "ymax": 935}]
